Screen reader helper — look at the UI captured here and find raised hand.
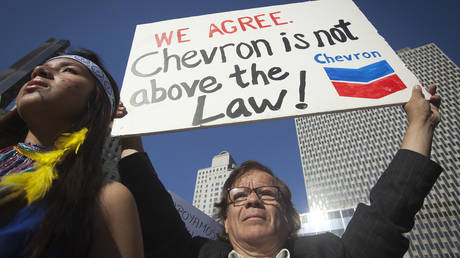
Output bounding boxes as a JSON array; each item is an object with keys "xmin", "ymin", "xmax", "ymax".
[
  {"xmin": 404, "ymin": 85, "xmax": 441, "ymax": 129},
  {"xmin": 115, "ymin": 101, "xmax": 128, "ymax": 119},
  {"xmin": 401, "ymin": 85, "xmax": 441, "ymax": 157}
]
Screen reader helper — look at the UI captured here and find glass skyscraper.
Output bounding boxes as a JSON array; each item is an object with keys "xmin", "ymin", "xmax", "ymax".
[{"xmin": 295, "ymin": 43, "xmax": 459, "ymax": 257}]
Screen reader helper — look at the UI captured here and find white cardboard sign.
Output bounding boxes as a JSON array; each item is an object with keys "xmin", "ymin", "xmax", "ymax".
[{"xmin": 112, "ymin": 0, "xmax": 419, "ymax": 136}]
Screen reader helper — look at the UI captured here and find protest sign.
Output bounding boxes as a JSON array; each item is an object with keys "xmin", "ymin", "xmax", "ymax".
[
  {"xmin": 169, "ymin": 191, "xmax": 222, "ymax": 239},
  {"xmin": 112, "ymin": 0, "xmax": 420, "ymax": 136}
]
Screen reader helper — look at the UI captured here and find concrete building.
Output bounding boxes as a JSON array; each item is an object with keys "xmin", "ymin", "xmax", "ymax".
[
  {"xmin": 294, "ymin": 43, "xmax": 459, "ymax": 257},
  {"xmin": 193, "ymin": 151, "xmax": 237, "ymax": 218}
]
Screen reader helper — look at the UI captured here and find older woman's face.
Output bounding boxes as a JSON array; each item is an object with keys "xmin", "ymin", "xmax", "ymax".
[
  {"xmin": 224, "ymin": 170, "xmax": 289, "ymax": 249},
  {"xmin": 16, "ymin": 58, "xmax": 96, "ymax": 126}
]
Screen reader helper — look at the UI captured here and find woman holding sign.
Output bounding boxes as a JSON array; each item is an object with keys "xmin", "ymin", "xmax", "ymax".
[
  {"xmin": 118, "ymin": 84, "xmax": 442, "ymax": 258},
  {"xmin": 0, "ymin": 50, "xmax": 143, "ymax": 258}
]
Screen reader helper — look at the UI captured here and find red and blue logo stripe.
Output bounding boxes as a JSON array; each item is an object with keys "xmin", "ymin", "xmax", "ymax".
[{"xmin": 324, "ymin": 60, "xmax": 406, "ymax": 99}]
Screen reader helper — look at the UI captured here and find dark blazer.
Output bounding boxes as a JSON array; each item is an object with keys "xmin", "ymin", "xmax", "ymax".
[{"xmin": 119, "ymin": 150, "xmax": 442, "ymax": 258}]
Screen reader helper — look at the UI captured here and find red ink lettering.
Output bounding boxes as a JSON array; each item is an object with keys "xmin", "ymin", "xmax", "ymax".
[
  {"xmin": 177, "ymin": 28, "xmax": 190, "ymax": 43},
  {"xmin": 222, "ymin": 20, "xmax": 237, "ymax": 34},
  {"xmin": 207, "ymin": 11, "xmax": 291, "ymax": 38},
  {"xmin": 238, "ymin": 16, "xmax": 257, "ymax": 31},
  {"xmin": 154, "ymin": 31, "xmax": 174, "ymax": 47},
  {"xmin": 209, "ymin": 23, "xmax": 223, "ymax": 38},
  {"xmin": 270, "ymin": 11, "xmax": 289, "ymax": 26},
  {"xmin": 254, "ymin": 14, "xmax": 271, "ymax": 28}
]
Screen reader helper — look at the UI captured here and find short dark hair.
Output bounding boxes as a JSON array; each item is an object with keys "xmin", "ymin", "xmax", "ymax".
[{"xmin": 215, "ymin": 160, "xmax": 301, "ymax": 240}]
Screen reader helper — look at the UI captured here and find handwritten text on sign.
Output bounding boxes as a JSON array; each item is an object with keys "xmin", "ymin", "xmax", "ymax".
[{"xmin": 112, "ymin": 0, "xmax": 419, "ymax": 136}]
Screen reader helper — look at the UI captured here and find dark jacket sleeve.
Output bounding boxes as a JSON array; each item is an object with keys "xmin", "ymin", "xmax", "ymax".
[
  {"xmin": 341, "ymin": 149, "xmax": 443, "ymax": 257},
  {"xmin": 118, "ymin": 152, "xmax": 204, "ymax": 258}
]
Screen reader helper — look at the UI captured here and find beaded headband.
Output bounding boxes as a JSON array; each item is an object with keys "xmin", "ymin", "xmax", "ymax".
[{"xmin": 47, "ymin": 55, "xmax": 116, "ymax": 114}]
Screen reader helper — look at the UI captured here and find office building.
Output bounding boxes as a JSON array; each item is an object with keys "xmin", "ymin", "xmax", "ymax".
[
  {"xmin": 298, "ymin": 207, "xmax": 355, "ymax": 237},
  {"xmin": 193, "ymin": 151, "xmax": 237, "ymax": 218},
  {"xmin": 294, "ymin": 43, "xmax": 459, "ymax": 256}
]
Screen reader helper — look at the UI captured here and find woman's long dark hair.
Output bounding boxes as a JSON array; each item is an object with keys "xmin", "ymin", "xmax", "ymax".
[{"xmin": 0, "ymin": 49, "xmax": 120, "ymax": 258}]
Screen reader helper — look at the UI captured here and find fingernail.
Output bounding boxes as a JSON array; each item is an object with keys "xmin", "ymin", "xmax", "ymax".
[{"xmin": 415, "ymin": 85, "xmax": 421, "ymax": 89}]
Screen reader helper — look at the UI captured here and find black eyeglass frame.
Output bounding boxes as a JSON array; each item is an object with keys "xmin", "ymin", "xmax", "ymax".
[{"xmin": 226, "ymin": 185, "xmax": 282, "ymax": 205}]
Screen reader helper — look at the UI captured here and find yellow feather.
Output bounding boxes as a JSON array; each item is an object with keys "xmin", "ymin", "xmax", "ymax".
[
  {"xmin": 16, "ymin": 148, "xmax": 65, "ymax": 165},
  {"xmin": 0, "ymin": 165, "xmax": 57, "ymax": 204},
  {"xmin": 55, "ymin": 127, "xmax": 88, "ymax": 151},
  {"xmin": 0, "ymin": 128, "xmax": 88, "ymax": 205}
]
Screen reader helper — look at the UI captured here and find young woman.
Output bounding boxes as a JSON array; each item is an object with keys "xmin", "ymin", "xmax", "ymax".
[{"xmin": 0, "ymin": 50, "xmax": 144, "ymax": 258}]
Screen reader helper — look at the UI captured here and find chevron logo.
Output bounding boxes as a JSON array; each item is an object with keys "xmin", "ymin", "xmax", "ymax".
[{"xmin": 324, "ymin": 60, "xmax": 407, "ymax": 99}]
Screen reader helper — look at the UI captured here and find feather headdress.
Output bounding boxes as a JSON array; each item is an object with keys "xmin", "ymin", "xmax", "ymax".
[{"xmin": 0, "ymin": 128, "xmax": 88, "ymax": 205}]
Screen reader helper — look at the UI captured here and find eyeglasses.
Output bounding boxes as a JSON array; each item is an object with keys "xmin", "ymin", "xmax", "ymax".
[{"xmin": 227, "ymin": 186, "xmax": 281, "ymax": 205}]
